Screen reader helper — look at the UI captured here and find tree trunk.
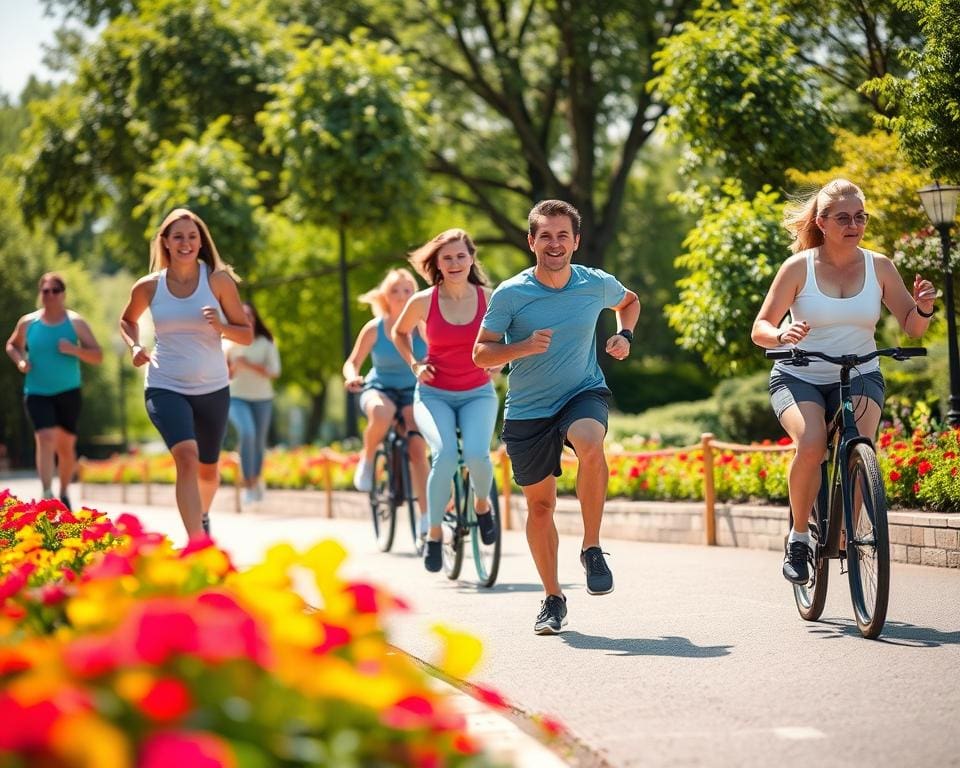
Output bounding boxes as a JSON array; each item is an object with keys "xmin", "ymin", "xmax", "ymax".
[{"xmin": 306, "ymin": 384, "xmax": 327, "ymax": 444}]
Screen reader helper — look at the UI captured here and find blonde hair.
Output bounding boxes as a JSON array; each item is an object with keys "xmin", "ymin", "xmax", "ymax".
[
  {"xmin": 407, "ymin": 228, "xmax": 488, "ymax": 286},
  {"xmin": 358, "ymin": 268, "xmax": 418, "ymax": 317},
  {"xmin": 149, "ymin": 208, "xmax": 240, "ymax": 281},
  {"xmin": 783, "ymin": 178, "xmax": 866, "ymax": 253}
]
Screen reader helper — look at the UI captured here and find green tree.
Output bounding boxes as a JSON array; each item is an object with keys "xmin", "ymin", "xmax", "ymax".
[
  {"xmin": 865, "ymin": 0, "xmax": 960, "ymax": 182},
  {"xmin": 17, "ymin": 0, "xmax": 290, "ymax": 266},
  {"xmin": 259, "ymin": 33, "xmax": 428, "ymax": 436},
  {"xmin": 319, "ymin": 0, "xmax": 696, "ymax": 273},
  {"xmin": 666, "ymin": 182, "xmax": 790, "ymax": 375},
  {"xmin": 133, "ymin": 117, "xmax": 264, "ymax": 276},
  {"xmin": 651, "ymin": 0, "xmax": 834, "ymax": 194}
]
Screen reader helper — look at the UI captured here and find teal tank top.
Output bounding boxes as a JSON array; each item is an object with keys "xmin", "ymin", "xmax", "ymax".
[
  {"xmin": 24, "ymin": 315, "xmax": 81, "ymax": 396},
  {"xmin": 364, "ymin": 319, "xmax": 427, "ymax": 390}
]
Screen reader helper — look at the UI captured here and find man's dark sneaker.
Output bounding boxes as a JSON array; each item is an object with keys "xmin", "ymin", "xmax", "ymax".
[
  {"xmin": 59, "ymin": 494, "xmax": 72, "ymax": 512},
  {"xmin": 424, "ymin": 540, "xmax": 443, "ymax": 572},
  {"xmin": 782, "ymin": 539, "xmax": 814, "ymax": 584},
  {"xmin": 534, "ymin": 594, "xmax": 568, "ymax": 635},
  {"xmin": 201, "ymin": 514, "xmax": 211, "ymax": 536},
  {"xmin": 580, "ymin": 546, "xmax": 614, "ymax": 595},
  {"xmin": 476, "ymin": 510, "xmax": 497, "ymax": 545}
]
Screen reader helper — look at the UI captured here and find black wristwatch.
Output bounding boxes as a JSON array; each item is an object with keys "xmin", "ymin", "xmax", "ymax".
[
  {"xmin": 617, "ymin": 329, "xmax": 634, "ymax": 344},
  {"xmin": 916, "ymin": 304, "xmax": 936, "ymax": 318}
]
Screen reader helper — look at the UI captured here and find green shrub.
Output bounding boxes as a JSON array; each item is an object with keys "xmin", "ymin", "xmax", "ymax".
[
  {"xmin": 713, "ymin": 371, "xmax": 782, "ymax": 443},
  {"xmin": 607, "ymin": 357, "xmax": 714, "ymax": 412},
  {"xmin": 609, "ymin": 398, "xmax": 720, "ymax": 447}
]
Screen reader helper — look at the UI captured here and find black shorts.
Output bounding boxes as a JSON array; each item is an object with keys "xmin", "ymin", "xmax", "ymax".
[
  {"xmin": 145, "ymin": 387, "xmax": 230, "ymax": 464},
  {"xmin": 501, "ymin": 388, "xmax": 610, "ymax": 487},
  {"xmin": 24, "ymin": 388, "xmax": 82, "ymax": 434}
]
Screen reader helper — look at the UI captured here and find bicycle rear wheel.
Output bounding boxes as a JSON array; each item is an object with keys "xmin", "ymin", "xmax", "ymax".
[
  {"xmin": 470, "ymin": 477, "xmax": 501, "ymax": 587},
  {"xmin": 441, "ymin": 469, "xmax": 465, "ymax": 580},
  {"xmin": 370, "ymin": 448, "xmax": 396, "ymax": 552},
  {"xmin": 846, "ymin": 443, "xmax": 890, "ymax": 639},
  {"xmin": 793, "ymin": 465, "xmax": 829, "ymax": 621},
  {"xmin": 396, "ymin": 446, "xmax": 422, "ymax": 555}
]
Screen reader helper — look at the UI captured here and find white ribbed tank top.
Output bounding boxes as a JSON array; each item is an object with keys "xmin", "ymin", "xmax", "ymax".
[
  {"xmin": 144, "ymin": 266, "xmax": 229, "ymax": 395},
  {"xmin": 774, "ymin": 248, "xmax": 882, "ymax": 385}
]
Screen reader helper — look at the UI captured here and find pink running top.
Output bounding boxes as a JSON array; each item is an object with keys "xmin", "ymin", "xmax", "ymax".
[{"xmin": 424, "ymin": 285, "xmax": 490, "ymax": 391}]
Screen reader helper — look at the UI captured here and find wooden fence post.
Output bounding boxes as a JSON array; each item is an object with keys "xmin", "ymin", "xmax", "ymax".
[
  {"xmin": 701, "ymin": 433, "xmax": 717, "ymax": 546},
  {"xmin": 498, "ymin": 448, "xmax": 512, "ymax": 531},
  {"xmin": 323, "ymin": 453, "xmax": 334, "ymax": 519},
  {"xmin": 143, "ymin": 459, "xmax": 151, "ymax": 506}
]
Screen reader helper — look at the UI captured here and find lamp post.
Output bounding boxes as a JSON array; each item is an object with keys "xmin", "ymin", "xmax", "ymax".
[
  {"xmin": 918, "ymin": 181, "xmax": 960, "ymax": 426},
  {"xmin": 111, "ymin": 335, "xmax": 129, "ymax": 450}
]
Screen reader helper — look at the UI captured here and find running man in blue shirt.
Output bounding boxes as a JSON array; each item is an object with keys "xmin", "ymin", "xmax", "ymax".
[{"xmin": 473, "ymin": 200, "xmax": 640, "ymax": 634}]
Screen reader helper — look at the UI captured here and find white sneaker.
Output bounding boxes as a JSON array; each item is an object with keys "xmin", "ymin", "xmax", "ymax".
[{"xmin": 353, "ymin": 456, "xmax": 374, "ymax": 492}]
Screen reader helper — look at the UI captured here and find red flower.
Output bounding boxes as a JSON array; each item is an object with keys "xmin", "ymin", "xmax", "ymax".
[
  {"xmin": 472, "ymin": 684, "xmax": 509, "ymax": 710},
  {"xmin": 140, "ymin": 731, "xmax": 236, "ymax": 768},
  {"xmin": 313, "ymin": 622, "xmax": 351, "ymax": 655},
  {"xmin": 139, "ymin": 678, "xmax": 193, "ymax": 723},
  {"xmin": 758, "ymin": 469, "xmax": 767, "ymax": 479},
  {"xmin": 628, "ymin": 465, "xmax": 641, "ymax": 478},
  {"xmin": 382, "ymin": 695, "xmax": 436, "ymax": 729},
  {"xmin": 777, "ymin": 436, "xmax": 792, "ymax": 446},
  {"xmin": 952, "ymin": 467, "xmax": 958, "ymax": 478},
  {"xmin": 917, "ymin": 460, "xmax": 933, "ymax": 476},
  {"xmin": 889, "ymin": 470, "xmax": 902, "ymax": 482},
  {"xmin": 913, "ymin": 482, "xmax": 921, "ymax": 494},
  {"xmin": 878, "ymin": 432, "xmax": 893, "ymax": 448}
]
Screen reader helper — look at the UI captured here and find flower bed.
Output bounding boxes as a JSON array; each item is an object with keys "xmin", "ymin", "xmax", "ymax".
[
  {"xmin": 0, "ymin": 490, "xmax": 557, "ymax": 766},
  {"xmin": 78, "ymin": 427, "xmax": 960, "ymax": 513}
]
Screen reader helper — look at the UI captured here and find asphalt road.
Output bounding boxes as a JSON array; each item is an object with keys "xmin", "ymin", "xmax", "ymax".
[{"xmin": 5, "ymin": 479, "xmax": 959, "ymax": 768}]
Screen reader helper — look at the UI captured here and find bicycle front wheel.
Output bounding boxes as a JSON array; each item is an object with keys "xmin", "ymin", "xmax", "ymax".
[
  {"xmin": 370, "ymin": 448, "xmax": 396, "ymax": 552},
  {"xmin": 470, "ymin": 476, "xmax": 501, "ymax": 588},
  {"xmin": 441, "ymin": 469, "xmax": 465, "ymax": 580},
  {"xmin": 846, "ymin": 443, "xmax": 890, "ymax": 639}
]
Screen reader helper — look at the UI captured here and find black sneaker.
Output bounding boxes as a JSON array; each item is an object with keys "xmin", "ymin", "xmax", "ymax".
[
  {"xmin": 476, "ymin": 510, "xmax": 497, "ymax": 545},
  {"xmin": 58, "ymin": 494, "xmax": 72, "ymax": 512},
  {"xmin": 580, "ymin": 546, "xmax": 614, "ymax": 595},
  {"xmin": 424, "ymin": 540, "xmax": 442, "ymax": 572},
  {"xmin": 782, "ymin": 540, "xmax": 814, "ymax": 584},
  {"xmin": 201, "ymin": 514, "xmax": 211, "ymax": 536},
  {"xmin": 534, "ymin": 594, "xmax": 568, "ymax": 635}
]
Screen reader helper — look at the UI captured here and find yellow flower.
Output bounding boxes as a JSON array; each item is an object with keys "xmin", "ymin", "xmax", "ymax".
[
  {"xmin": 432, "ymin": 624, "xmax": 483, "ymax": 679},
  {"xmin": 115, "ymin": 669, "xmax": 155, "ymax": 702},
  {"xmin": 143, "ymin": 557, "xmax": 190, "ymax": 588},
  {"xmin": 50, "ymin": 713, "xmax": 132, "ymax": 768}
]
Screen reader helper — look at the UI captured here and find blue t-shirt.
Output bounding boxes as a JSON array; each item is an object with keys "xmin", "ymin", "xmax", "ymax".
[
  {"xmin": 481, "ymin": 265, "xmax": 626, "ymax": 420},
  {"xmin": 364, "ymin": 318, "xmax": 427, "ymax": 391}
]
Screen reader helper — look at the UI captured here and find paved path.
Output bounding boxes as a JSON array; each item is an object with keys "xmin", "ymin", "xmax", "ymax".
[{"xmin": 6, "ymin": 479, "xmax": 960, "ymax": 767}]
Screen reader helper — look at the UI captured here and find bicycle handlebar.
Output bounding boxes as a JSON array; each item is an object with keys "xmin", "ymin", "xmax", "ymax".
[{"xmin": 765, "ymin": 346, "xmax": 927, "ymax": 367}]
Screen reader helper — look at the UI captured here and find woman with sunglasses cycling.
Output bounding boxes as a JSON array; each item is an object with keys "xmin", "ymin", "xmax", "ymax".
[{"xmin": 752, "ymin": 178, "xmax": 936, "ymax": 585}]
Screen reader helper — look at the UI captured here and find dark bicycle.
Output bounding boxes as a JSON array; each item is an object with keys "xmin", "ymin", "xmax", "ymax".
[
  {"xmin": 369, "ymin": 412, "xmax": 423, "ymax": 554},
  {"xmin": 765, "ymin": 346, "xmax": 926, "ymax": 639},
  {"xmin": 441, "ymin": 435, "xmax": 502, "ymax": 588}
]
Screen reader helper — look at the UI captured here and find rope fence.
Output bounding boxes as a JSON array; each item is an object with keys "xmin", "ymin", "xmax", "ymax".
[{"xmin": 79, "ymin": 435, "xmax": 797, "ymax": 545}]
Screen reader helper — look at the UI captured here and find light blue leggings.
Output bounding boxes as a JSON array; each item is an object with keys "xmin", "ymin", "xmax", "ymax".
[
  {"xmin": 414, "ymin": 381, "xmax": 498, "ymax": 527},
  {"xmin": 228, "ymin": 398, "xmax": 273, "ymax": 480}
]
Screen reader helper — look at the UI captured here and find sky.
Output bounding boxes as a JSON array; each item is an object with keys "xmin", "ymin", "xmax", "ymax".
[{"xmin": 0, "ymin": 0, "xmax": 67, "ymax": 101}]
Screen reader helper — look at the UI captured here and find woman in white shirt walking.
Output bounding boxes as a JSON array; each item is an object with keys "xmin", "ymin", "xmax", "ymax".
[
  {"xmin": 119, "ymin": 208, "xmax": 252, "ymax": 540},
  {"xmin": 225, "ymin": 301, "xmax": 280, "ymax": 503}
]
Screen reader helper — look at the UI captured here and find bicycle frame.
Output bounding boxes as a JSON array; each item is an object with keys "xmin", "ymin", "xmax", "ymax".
[{"xmin": 819, "ymin": 364, "xmax": 874, "ymax": 560}]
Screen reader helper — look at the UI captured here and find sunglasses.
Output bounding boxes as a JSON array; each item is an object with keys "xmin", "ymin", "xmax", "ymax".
[{"xmin": 41, "ymin": 287, "xmax": 65, "ymax": 295}]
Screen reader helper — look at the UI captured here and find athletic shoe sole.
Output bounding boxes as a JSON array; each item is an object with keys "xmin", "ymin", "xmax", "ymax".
[
  {"xmin": 534, "ymin": 616, "xmax": 569, "ymax": 635},
  {"xmin": 585, "ymin": 582, "xmax": 615, "ymax": 596}
]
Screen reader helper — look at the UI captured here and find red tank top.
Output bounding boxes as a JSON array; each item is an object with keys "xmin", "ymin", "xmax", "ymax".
[{"xmin": 425, "ymin": 284, "xmax": 490, "ymax": 391}]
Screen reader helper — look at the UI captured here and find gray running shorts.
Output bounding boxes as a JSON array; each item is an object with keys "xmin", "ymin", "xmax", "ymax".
[{"xmin": 769, "ymin": 369, "xmax": 884, "ymax": 421}]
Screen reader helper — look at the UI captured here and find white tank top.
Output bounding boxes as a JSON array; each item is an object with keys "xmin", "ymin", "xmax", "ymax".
[
  {"xmin": 774, "ymin": 248, "xmax": 882, "ymax": 385},
  {"xmin": 144, "ymin": 266, "xmax": 230, "ymax": 395}
]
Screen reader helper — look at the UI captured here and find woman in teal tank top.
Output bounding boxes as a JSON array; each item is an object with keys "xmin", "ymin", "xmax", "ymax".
[
  {"xmin": 343, "ymin": 268, "xmax": 429, "ymax": 533},
  {"xmin": 5, "ymin": 272, "xmax": 103, "ymax": 508}
]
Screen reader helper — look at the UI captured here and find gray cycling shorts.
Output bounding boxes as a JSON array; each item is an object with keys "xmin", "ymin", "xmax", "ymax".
[{"xmin": 769, "ymin": 368, "xmax": 885, "ymax": 421}]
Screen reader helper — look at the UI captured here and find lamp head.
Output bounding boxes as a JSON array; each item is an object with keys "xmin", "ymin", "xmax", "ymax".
[{"xmin": 919, "ymin": 181, "xmax": 960, "ymax": 228}]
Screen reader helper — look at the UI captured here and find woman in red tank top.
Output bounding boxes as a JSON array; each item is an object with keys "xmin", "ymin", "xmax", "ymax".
[{"xmin": 393, "ymin": 229, "xmax": 501, "ymax": 573}]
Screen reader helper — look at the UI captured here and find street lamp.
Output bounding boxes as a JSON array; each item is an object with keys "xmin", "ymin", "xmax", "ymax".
[
  {"xmin": 111, "ymin": 335, "xmax": 129, "ymax": 450},
  {"xmin": 918, "ymin": 181, "xmax": 960, "ymax": 426}
]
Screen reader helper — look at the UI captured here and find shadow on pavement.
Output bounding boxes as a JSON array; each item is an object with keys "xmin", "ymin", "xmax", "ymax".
[
  {"xmin": 449, "ymin": 582, "xmax": 578, "ymax": 594},
  {"xmin": 806, "ymin": 619, "xmax": 960, "ymax": 647},
  {"xmin": 558, "ymin": 631, "xmax": 733, "ymax": 658}
]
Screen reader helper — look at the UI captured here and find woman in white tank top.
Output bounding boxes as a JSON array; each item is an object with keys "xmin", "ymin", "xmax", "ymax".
[
  {"xmin": 120, "ymin": 208, "xmax": 252, "ymax": 542},
  {"xmin": 751, "ymin": 179, "xmax": 936, "ymax": 585}
]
